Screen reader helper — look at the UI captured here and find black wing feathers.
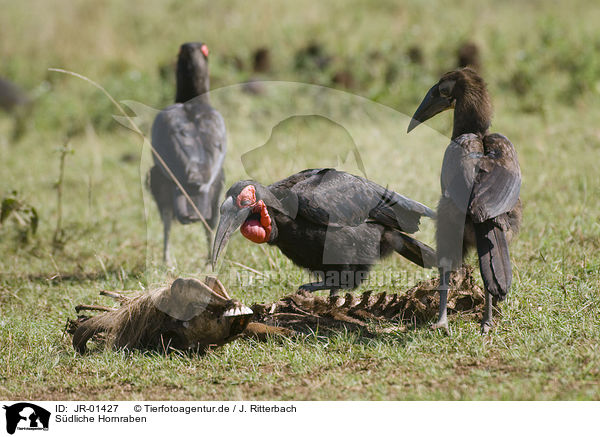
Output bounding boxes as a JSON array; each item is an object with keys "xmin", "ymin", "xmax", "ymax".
[
  {"xmin": 469, "ymin": 134, "xmax": 521, "ymax": 223},
  {"xmin": 151, "ymin": 101, "xmax": 226, "ymax": 190},
  {"xmin": 441, "ymin": 133, "xmax": 520, "ymax": 223},
  {"xmin": 273, "ymin": 169, "xmax": 433, "ymax": 233},
  {"xmin": 368, "ymin": 183, "xmax": 435, "ymax": 233},
  {"xmin": 151, "ymin": 99, "xmax": 226, "ymax": 221}
]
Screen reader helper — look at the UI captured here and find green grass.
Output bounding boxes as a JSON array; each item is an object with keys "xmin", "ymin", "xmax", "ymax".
[{"xmin": 1, "ymin": 0, "xmax": 599, "ymax": 400}]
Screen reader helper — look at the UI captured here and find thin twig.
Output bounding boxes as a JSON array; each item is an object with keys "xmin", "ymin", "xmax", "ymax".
[
  {"xmin": 48, "ymin": 253, "xmax": 62, "ymax": 282},
  {"xmin": 573, "ymin": 300, "xmax": 595, "ymax": 317},
  {"xmin": 53, "ymin": 140, "xmax": 70, "ymax": 247},
  {"xmin": 99, "ymin": 289, "xmax": 133, "ymax": 300},
  {"xmin": 9, "ymin": 210, "xmax": 26, "ymax": 227},
  {"xmin": 75, "ymin": 304, "xmax": 115, "ymax": 312},
  {"xmin": 96, "ymin": 254, "xmax": 109, "ymax": 278},
  {"xmin": 224, "ymin": 259, "xmax": 267, "ymax": 277}
]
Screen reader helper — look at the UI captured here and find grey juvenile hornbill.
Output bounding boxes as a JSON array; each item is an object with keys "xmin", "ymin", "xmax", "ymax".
[
  {"xmin": 149, "ymin": 42, "xmax": 226, "ymax": 263},
  {"xmin": 408, "ymin": 67, "xmax": 522, "ymax": 333},
  {"xmin": 212, "ymin": 168, "xmax": 437, "ymax": 293}
]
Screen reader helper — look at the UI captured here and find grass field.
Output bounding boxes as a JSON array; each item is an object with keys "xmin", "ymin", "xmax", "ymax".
[{"xmin": 1, "ymin": 0, "xmax": 599, "ymax": 400}]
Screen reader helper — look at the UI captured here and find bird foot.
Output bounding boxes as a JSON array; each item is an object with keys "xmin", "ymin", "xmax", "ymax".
[
  {"xmin": 480, "ymin": 320, "xmax": 493, "ymax": 335},
  {"xmin": 431, "ymin": 319, "xmax": 450, "ymax": 335}
]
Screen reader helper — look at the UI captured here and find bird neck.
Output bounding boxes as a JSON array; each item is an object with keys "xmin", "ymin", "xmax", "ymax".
[
  {"xmin": 451, "ymin": 86, "xmax": 492, "ymax": 139},
  {"xmin": 175, "ymin": 74, "xmax": 210, "ymax": 104}
]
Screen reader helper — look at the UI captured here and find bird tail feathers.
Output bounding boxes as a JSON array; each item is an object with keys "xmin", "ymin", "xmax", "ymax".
[{"xmin": 475, "ymin": 220, "xmax": 512, "ymax": 300}]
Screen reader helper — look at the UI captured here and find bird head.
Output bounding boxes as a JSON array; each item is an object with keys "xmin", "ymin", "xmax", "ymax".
[
  {"xmin": 212, "ymin": 181, "xmax": 279, "ymax": 268},
  {"xmin": 176, "ymin": 42, "xmax": 210, "ymax": 101},
  {"xmin": 407, "ymin": 67, "xmax": 489, "ymax": 134}
]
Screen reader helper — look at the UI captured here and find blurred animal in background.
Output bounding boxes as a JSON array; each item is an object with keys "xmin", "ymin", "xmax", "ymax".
[
  {"xmin": 241, "ymin": 47, "xmax": 271, "ymax": 95},
  {"xmin": 149, "ymin": 42, "xmax": 227, "ymax": 263},
  {"xmin": 408, "ymin": 67, "xmax": 521, "ymax": 333},
  {"xmin": 252, "ymin": 47, "xmax": 271, "ymax": 73},
  {"xmin": 457, "ymin": 41, "xmax": 481, "ymax": 71},
  {"xmin": 0, "ymin": 77, "xmax": 32, "ymax": 141},
  {"xmin": 0, "ymin": 77, "xmax": 29, "ymax": 113},
  {"xmin": 407, "ymin": 45, "xmax": 424, "ymax": 65},
  {"xmin": 331, "ymin": 70, "xmax": 355, "ymax": 89},
  {"xmin": 294, "ymin": 41, "xmax": 332, "ymax": 72},
  {"xmin": 213, "ymin": 168, "xmax": 436, "ymax": 295}
]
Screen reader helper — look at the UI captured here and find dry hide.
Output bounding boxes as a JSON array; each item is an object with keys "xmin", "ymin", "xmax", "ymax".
[{"xmin": 67, "ymin": 276, "xmax": 253, "ymax": 353}]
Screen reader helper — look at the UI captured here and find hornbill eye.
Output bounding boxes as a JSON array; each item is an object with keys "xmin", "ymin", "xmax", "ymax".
[
  {"xmin": 236, "ymin": 185, "xmax": 257, "ymax": 208},
  {"xmin": 439, "ymin": 80, "xmax": 456, "ymax": 98}
]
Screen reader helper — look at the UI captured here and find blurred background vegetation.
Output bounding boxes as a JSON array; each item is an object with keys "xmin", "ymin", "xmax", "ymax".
[{"xmin": 2, "ymin": 0, "xmax": 600, "ymax": 135}]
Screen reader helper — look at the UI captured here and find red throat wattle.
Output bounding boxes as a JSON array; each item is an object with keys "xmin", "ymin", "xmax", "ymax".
[{"xmin": 237, "ymin": 186, "xmax": 272, "ymax": 244}]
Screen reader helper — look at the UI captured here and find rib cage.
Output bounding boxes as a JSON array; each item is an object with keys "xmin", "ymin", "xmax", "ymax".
[{"xmin": 251, "ymin": 266, "xmax": 485, "ymax": 335}]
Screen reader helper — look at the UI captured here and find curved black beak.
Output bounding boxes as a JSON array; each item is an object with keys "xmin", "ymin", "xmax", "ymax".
[
  {"xmin": 211, "ymin": 197, "xmax": 251, "ymax": 269},
  {"xmin": 407, "ymin": 84, "xmax": 454, "ymax": 133}
]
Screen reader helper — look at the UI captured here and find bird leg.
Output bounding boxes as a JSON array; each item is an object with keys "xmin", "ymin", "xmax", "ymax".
[
  {"xmin": 161, "ymin": 208, "xmax": 173, "ymax": 265},
  {"xmin": 431, "ymin": 267, "xmax": 450, "ymax": 334},
  {"xmin": 480, "ymin": 290, "xmax": 494, "ymax": 334}
]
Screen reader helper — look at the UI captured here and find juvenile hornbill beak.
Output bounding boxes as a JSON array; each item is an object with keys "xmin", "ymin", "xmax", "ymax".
[
  {"xmin": 211, "ymin": 197, "xmax": 250, "ymax": 269},
  {"xmin": 407, "ymin": 84, "xmax": 454, "ymax": 133}
]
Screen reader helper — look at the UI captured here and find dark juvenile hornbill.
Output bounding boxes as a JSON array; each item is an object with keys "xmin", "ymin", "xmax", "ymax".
[
  {"xmin": 407, "ymin": 67, "xmax": 522, "ymax": 333},
  {"xmin": 212, "ymin": 168, "xmax": 437, "ymax": 293},
  {"xmin": 149, "ymin": 42, "xmax": 226, "ymax": 263}
]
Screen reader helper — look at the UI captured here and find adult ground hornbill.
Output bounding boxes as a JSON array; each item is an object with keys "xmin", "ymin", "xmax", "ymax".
[
  {"xmin": 212, "ymin": 168, "xmax": 436, "ymax": 293},
  {"xmin": 149, "ymin": 42, "xmax": 226, "ymax": 263},
  {"xmin": 407, "ymin": 67, "xmax": 522, "ymax": 333}
]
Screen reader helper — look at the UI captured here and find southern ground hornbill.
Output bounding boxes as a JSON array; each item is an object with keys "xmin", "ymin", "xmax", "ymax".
[
  {"xmin": 212, "ymin": 168, "xmax": 436, "ymax": 293},
  {"xmin": 408, "ymin": 67, "xmax": 522, "ymax": 333},
  {"xmin": 149, "ymin": 42, "xmax": 226, "ymax": 263}
]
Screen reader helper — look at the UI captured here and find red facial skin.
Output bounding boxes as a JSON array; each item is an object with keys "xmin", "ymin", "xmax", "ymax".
[
  {"xmin": 201, "ymin": 44, "xmax": 209, "ymax": 57},
  {"xmin": 237, "ymin": 186, "xmax": 272, "ymax": 243},
  {"xmin": 236, "ymin": 185, "xmax": 256, "ymax": 208}
]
